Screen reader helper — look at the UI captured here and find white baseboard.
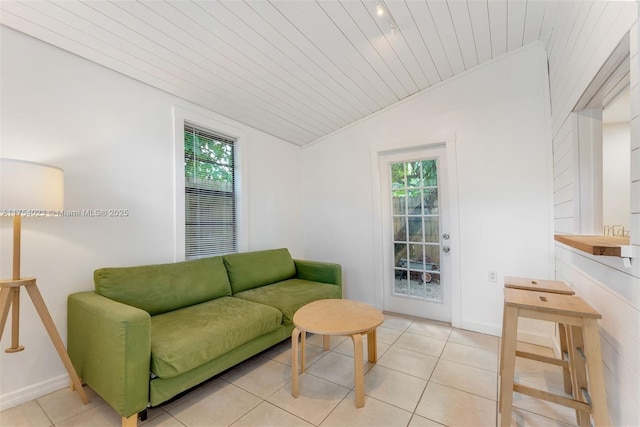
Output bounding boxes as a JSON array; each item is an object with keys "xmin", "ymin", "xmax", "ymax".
[
  {"xmin": 0, "ymin": 373, "xmax": 69, "ymax": 411},
  {"xmin": 459, "ymin": 319, "xmax": 556, "ymax": 350},
  {"xmin": 459, "ymin": 319, "xmax": 501, "ymax": 337}
]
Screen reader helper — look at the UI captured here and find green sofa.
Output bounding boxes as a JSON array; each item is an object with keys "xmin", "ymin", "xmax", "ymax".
[{"xmin": 67, "ymin": 248, "xmax": 341, "ymax": 426}]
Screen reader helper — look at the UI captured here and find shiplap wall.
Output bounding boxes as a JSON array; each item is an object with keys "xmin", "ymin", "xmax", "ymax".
[{"xmin": 549, "ymin": 2, "xmax": 639, "ymax": 426}]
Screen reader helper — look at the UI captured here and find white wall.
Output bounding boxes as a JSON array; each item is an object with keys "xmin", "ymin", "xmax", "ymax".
[
  {"xmin": 0, "ymin": 26, "xmax": 302, "ymax": 409},
  {"xmin": 548, "ymin": 2, "xmax": 640, "ymax": 425},
  {"xmin": 603, "ymin": 122, "xmax": 631, "ymax": 231},
  {"xmin": 301, "ymin": 44, "xmax": 554, "ymax": 339}
]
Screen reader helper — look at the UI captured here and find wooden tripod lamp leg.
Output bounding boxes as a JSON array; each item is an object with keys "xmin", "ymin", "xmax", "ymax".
[
  {"xmin": 6, "ymin": 288, "xmax": 25, "ymax": 352},
  {"xmin": 0, "ymin": 285, "xmax": 24, "ymax": 351},
  {"xmin": 0, "ymin": 287, "xmax": 15, "ymax": 337},
  {"xmin": 23, "ymin": 281, "xmax": 89, "ymax": 404}
]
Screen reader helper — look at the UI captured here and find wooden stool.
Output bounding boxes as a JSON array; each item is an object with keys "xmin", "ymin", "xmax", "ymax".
[
  {"xmin": 504, "ymin": 276, "xmax": 574, "ymax": 295},
  {"xmin": 503, "ymin": 276, "xmax": 575, "ymax": 394},
  {"xmin": 499, "ymin": 288, "xmax": 608, "ymax": 427}
]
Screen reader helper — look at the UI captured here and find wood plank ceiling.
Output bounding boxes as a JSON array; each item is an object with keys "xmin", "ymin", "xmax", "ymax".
[{"xmin": 0, "ymin": 1, "xmax": 557, "ymax": 146}]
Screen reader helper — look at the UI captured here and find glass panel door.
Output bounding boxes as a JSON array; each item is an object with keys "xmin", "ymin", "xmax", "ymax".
[
  {"xmin": 380, "ymin": 145, "xmax": 451, "ymax": 322},
  {"xmin": 391, "ymin": 160, "xmax": 442, "ymax": 301}
]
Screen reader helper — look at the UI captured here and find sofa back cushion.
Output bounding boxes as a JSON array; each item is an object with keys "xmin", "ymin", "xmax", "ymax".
[
  {"xmin": 94, "ymin": 256, "xmax": 231, "ymax": 315},
  {"xmin": 223, "ymin": 248, "xmax": 296, "ymax": 294}
]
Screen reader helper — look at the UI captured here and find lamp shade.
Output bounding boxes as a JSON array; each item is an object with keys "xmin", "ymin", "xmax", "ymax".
[{"xmin": 0, "ymin": 159, "xmax": 64, "ymax": 215}]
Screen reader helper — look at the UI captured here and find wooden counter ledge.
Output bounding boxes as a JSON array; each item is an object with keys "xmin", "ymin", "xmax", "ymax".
[{"xmin": 554, "ymin": 234, "xmax": 630, "ymax": 257}]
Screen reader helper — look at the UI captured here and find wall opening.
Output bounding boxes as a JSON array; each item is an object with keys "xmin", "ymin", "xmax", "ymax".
[
  {"xmin": 572, "ymin": 32, "xmax": 631, "ymax": 237},
  {"xmin": 602, "ymin": 88, "xmax": 631, "ymax": 236}
]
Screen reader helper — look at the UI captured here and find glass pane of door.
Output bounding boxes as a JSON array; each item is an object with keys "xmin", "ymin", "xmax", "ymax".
[{"xmin": 390, "ymin": 159, "xmax": 442, "ymax": 302}]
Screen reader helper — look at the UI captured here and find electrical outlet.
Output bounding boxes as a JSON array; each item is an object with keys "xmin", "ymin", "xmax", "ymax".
[{"xmin": 488, "ymin": 270, "xmax": 497, "ymax": 282}]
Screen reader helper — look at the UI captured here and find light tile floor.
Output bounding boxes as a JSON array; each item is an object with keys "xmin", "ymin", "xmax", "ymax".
[{"xmin": 1, "ymin": 314, "xmax": 577, "ymax": 427}]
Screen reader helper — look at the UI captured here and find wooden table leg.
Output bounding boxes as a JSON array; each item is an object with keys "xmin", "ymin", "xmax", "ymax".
[
  {"xmin": 323, "ymin": 335, "xmax": 330, "ymax": 351},
  {"xmin": 351, "ymin": 333, "xmax": 364, "ymax": 408},
  {"xmin": 366, "ymin": 329, "xmax": 377, "ymax": 362},
  {"xmin": 300, "ymin": 330, "xmax": 306, "ymax": 373},
  {"xmin": 291, "ymin": 327, "xmax": 301, "ymax": 398}
]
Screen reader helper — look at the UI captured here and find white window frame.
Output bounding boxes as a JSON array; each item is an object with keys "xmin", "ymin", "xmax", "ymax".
[{"xmin": 172, "ymin": 106, "xmax": 249, "ymax": 261}]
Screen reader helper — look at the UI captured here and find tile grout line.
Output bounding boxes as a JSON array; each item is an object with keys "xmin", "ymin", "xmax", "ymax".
[
  {"xmin": 34, "ymin": 398, "xmax": 56, "ymax": 427},
  {"xmin": 7, "ymin": 317, "xmax": 569, "ymax": 427},
  {"xmin": 411, "ymin": 324, "xmax": 457, "ymax": 427}
]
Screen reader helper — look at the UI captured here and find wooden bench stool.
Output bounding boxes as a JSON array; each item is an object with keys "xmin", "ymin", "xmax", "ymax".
[
  {"xmin": 499, "ymin": 288, "xmax": 608, "ymax": 427},
  {"xmin": 504, "ymin": 276, "xmax": 575, "ymax": 295},
  {"xmin": 503, "ymin": 276, "xmax": 575, "ymax": 394}
]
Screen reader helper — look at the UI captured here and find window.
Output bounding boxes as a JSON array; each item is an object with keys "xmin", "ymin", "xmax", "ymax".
[{"xmin": 184, "ymin": 123, "xmax": 237, "ymax": 259}]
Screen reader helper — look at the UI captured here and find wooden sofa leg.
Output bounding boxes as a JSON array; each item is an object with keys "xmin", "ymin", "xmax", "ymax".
[{"xmin": 122, "ymin": 414, "xmax": 137, "ymax": 427}]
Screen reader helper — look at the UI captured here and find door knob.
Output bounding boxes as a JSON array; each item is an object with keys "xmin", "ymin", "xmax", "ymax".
[
  {"xmin": 443, "ymin": 246, "xmax": 450, "ymax": 253},
  {"xmin": 443, "ymin": 233, "xmax": 450, "ymax": 240}
]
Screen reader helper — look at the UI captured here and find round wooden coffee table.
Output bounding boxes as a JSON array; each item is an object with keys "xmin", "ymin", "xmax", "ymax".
[{"xmin": 291, "ymin": 299, "xmax": 384, "ymax": 408}]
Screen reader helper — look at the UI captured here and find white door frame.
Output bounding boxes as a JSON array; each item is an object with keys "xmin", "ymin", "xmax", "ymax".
[{"xmin": 370, "ymin": 136, "xmax": 462, "ymax": 328}]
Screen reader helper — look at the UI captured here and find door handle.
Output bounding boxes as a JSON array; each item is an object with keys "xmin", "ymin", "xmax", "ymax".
[{"xmin": 443, "ymin": 246, "xmax": 450, "ymax": 253}]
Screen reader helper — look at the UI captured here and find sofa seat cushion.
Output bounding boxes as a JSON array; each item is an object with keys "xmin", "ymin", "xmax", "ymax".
[
  {"xmin": 150, "ymin": 297, "xmax": 282, "ymax": 378},
  {"xmin": 232, "ymin": 279, "xmax": 341, "ymax": 325}
]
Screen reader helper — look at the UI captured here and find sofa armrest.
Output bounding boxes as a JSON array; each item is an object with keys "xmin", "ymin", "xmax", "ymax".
[
  {"xmin": 68, "ymin": 291, "xmax": 151, "ymax": 418},
  {"xmin": 294, "ymin": 259, "xmax": 342, "ymax": 294}
]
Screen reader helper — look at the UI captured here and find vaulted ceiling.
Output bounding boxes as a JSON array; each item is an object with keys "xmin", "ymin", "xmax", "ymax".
[{"xmin": 0, "ymin": 1, "xmax": 557, "ymax": 146}]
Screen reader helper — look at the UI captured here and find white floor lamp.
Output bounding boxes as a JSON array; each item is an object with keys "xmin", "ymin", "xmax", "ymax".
[{"xmin": 0, "ymin": 159, "xmax": 88, "ymax": 404}]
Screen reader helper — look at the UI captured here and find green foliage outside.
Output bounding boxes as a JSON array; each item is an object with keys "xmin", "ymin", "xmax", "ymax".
[
  {"xmin": 184, "ymin": 130, "xmax": 234, "ymax": 189},
  {"xmin": 391, "ymin": 160, "xmax": 439, "ymax": 215},
  {"xmin": 391, "ymin": 160, "xmax": 437, "ymax": 196}
]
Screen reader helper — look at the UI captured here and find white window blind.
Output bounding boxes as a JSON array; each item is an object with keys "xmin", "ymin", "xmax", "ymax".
[{"xmin": 184, "ymin": 123, "xmax": 237, "ymax": 259}]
